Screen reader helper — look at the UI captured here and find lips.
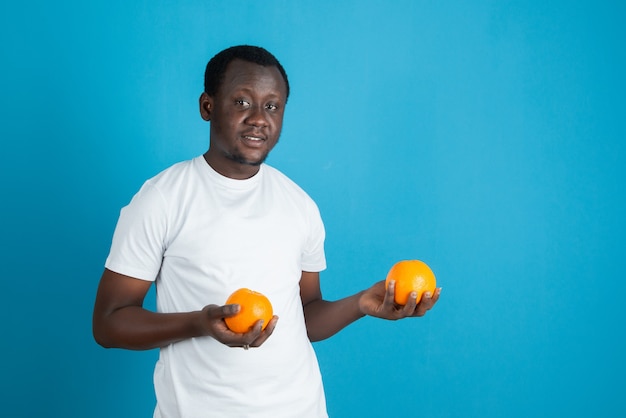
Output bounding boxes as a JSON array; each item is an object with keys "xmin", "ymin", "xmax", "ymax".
[{"xmin": 240, "ymin": 132, "xmax": 266, "ymax": 147}]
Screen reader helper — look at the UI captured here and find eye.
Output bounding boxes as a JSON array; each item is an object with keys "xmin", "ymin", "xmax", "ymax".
[
  {"xmin": 265, "ymin": 103, "xmax": 279, "ymax": 111},
  {"xmin": 235, "ymin": 99, "xmax": 250, "ymax": 108}
]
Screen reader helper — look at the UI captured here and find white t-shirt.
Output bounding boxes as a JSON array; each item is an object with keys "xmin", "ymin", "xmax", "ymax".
[{"xmin": 105, "ymin": 156, "xmax": 328, "ymax": 418}]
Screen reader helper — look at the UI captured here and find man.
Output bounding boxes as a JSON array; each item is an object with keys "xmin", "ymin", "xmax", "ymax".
[{"xmin": 93, "ymin": 45, "xmax": 441, "ymax": 418}]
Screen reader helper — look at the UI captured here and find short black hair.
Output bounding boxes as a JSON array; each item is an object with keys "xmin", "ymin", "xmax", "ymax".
[{"xmin": 204, "ymin": 45, "xmax": 290, "ymax": 100}]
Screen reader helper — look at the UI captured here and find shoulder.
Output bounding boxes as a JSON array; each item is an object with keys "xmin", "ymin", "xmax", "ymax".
[
  {"xmin": 262, "ymin": 164, "xmax": 322, "ymax": 217},
  {"xmin": 263, "ymin": 164, "xmax": 315, "ymax": 205},
  {"xmin": 138, "ymin": 157, "xmax": 209, "ymax": 199},
  {"xmin": 126, "ymin": 157, "xmax": 201, "ymax": 211},
  {"xmin": 145, "ymin": 157, "xmax": 199, "ymax": 189},
  {"xmin": 262, "ymin": 164, "xmax": 312, "ymax": 200}
]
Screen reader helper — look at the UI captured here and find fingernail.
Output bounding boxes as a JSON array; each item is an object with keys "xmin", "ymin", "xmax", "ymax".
[{"xmin": 424, "ymin": 292, "xmax": 432, "ymax": 298}]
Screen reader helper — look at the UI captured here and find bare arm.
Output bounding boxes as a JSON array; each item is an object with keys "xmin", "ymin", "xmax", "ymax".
[
  {"xmin": 300, "ymin": 271, "xmax": 365, "ymax": 342},
  {"xmin": 300, "ymin": 271, "xmax": 441, "ymax": 343},
  {"xmin": 92, "ymin": 269, "xmax": 278, "ymax": 350}
]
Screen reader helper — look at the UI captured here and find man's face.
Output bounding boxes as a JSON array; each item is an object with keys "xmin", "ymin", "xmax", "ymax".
[{"xmin": 201, "ymin": 59, "xmax": 288, "ymax": 179}]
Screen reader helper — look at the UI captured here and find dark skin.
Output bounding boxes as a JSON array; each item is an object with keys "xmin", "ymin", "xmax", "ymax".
[{"xmin": 92, "ymin": 59, "xmax": 441, "ymax": 350}]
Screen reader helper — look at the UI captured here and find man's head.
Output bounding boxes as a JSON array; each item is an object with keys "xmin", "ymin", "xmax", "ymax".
[
  {"xmin": 200, "ymin": 46, "xmax": 289, "ymax": 180},
  {"xmin": 204, "ymin": 45, "xmax": 290, "ymax": 100}
]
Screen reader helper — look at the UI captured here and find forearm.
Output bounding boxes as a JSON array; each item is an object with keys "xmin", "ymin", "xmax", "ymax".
[
  {"xmin": 303, "ymin": 292, "xmax": 366, "ymax": 342},
  {"xmin": 93, "ymin": 306, "xmax": 205, "ymax": 350}
]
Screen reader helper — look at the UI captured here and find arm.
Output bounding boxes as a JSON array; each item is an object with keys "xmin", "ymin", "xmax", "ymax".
[
  {"xmin": 92, "ymin": 268, "xmax": 277, "ymax": 350},
  {"xmin": 300, "ymin": 271, "xmax": 365, "ymax": 342},
  {"xmin": 300, "ymin": 271, "xmax": 441, "ymax": 342}
]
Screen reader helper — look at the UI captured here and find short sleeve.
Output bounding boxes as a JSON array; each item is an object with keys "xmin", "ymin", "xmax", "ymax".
[
  {"xmin": 105, "ymin": 182, "xmax": 168, "ymax": 281},
  {"xmin": 300, "ymin": 200, "xmax": 326, "ymax": 273}
]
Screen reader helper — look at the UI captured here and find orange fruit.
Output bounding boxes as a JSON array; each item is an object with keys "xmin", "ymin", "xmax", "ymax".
[
  {"xmin": 385, "ymin": 260, "xmax": 436, "ymax": 305},
  {"xmin": 224, "ymin": 288, "xmax": 273, "ymax": 333}
]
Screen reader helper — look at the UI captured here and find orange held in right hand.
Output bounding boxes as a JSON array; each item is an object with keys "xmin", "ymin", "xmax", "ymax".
[
  {"xmin": 385, "ymin": 260, "xmax": 437, "ymax": 305},
  {"xmin": 224, "ymin": 288, "xmax": 274, "ymax": 333}
]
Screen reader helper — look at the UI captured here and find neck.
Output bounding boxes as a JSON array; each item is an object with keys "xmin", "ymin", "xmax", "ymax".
[{"xmin": 202, "ymin": 151, "xmax": 261, "ymax": 180}]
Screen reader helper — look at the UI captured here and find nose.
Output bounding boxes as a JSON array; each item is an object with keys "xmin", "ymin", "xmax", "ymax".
[{"xmin": 245, "ymin": 105, "xmax": 268, "ymax": 127}]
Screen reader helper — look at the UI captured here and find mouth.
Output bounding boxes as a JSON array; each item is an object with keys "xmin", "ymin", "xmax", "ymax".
[{"xmin": 241, "ymin": 133, "xmax": 266, "ymax": 147}]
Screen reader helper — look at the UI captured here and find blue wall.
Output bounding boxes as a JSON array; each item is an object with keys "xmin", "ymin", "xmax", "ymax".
[{"xmin": 1, "ymin": 1, "xmax": 624, "ymax": 417}]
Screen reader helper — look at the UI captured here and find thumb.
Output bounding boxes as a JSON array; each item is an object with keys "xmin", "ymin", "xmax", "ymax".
[{"xmin": 204, "ymin": 303, "xmax": 240, "ymax": 319}]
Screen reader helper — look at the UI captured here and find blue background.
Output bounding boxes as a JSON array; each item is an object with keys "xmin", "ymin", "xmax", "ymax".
[{"xmin": 1, "ymin": 1, "xmax": 624, "ymax": 417}]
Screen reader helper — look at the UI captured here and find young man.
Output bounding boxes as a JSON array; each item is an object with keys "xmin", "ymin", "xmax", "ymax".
[{"xmin": 93, "ymin": 45, "xmax": 441, "ymax": 418}]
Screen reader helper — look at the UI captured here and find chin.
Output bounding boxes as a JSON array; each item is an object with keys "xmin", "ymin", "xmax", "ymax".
[{"xmin": 228, "ymin": 152, "xmax": 268, "ymax": 167}]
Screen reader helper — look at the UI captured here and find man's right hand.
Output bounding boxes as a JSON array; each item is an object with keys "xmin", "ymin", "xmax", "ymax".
[{"xmin": 200, "ymin": 304, "xmax": 279, "ymax": 349}]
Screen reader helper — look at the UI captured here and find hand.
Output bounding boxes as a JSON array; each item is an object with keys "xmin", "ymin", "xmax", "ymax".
[
  {"xmin": 199, "ymin": 304, "xmax": 279, "ymax": 349},
  {"xmin": 358, "ymin": 280, "xmax": 441, "ymax": 320}
]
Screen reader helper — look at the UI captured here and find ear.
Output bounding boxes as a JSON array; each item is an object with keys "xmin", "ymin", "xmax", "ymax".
[{"xmin": 199, "ymin": 92, "xmax": 213, "ymax": 121}]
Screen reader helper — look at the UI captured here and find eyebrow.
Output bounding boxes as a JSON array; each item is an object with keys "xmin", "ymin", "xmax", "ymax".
[{"xmin": 232, "ymin": 87, "xmax": 284, "ymax": 100}]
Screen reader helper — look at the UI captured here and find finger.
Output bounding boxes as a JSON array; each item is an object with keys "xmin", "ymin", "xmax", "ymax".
[
  {"xmin": 226, "ymin": 326, "xmax": 263, "ymax": 349},
  {"xmin": 205, "ymin": 303, "xmax": 240, "ymax": 319},
  {"xmin": 212, "ymin": 326, "xmax": 246, "ymax": 348},
  {"xmin": 401, "ymin": 291, "xmax": 418, "ymax": 316},
  {"xmin": 414, "ymin": 291, "xmax": 435, "ymax": 316},
  {"xmin": 249, "ymin": 318, "xmax": 265, "ymax": 336},
  {"xmin": 262, "ymin": 315, "xmax": 279, "ymax": 335},
  {"xmin": 233, "ymin": 318, "xmax": 271, "ymax": 349},
  {"xmin": 383, "ymin": 280, "xmax": 397, "ymax": 309},
  {"xmin": 433, "ymin": 287, "xmax": 442, "ymax": 302},
  {"xmin": 423, "ymin": 288, "xmax": 442, "ymax": 309},
  {"xmin": 250, "ymin": 315, "xmax": 279, "ymax": 347}
]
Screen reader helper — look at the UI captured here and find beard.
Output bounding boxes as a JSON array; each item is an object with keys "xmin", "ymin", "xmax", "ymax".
[
  {"xmin": 225, "ymin": 149, "xmax": 269, "ymax": 166},
  {"xmin": 223, "ymin": 137, "xmax": 279, "ymax": 167}
]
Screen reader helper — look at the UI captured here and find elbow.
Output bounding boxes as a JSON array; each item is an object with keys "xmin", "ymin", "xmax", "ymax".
[
  {"xmin": 93, "ymin": 332, "xmax": 114, "ymax": 349},
  {"xmin": 92, "ymin": 318, "xmax": 116, "ymax": 349},
  {"xmin": 308, "ymin": 335, "xmax": 325, "ymax": 343},
  {"xmin": 306, "ymin": 329, "xmax": 328, "ymax": 343}
]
